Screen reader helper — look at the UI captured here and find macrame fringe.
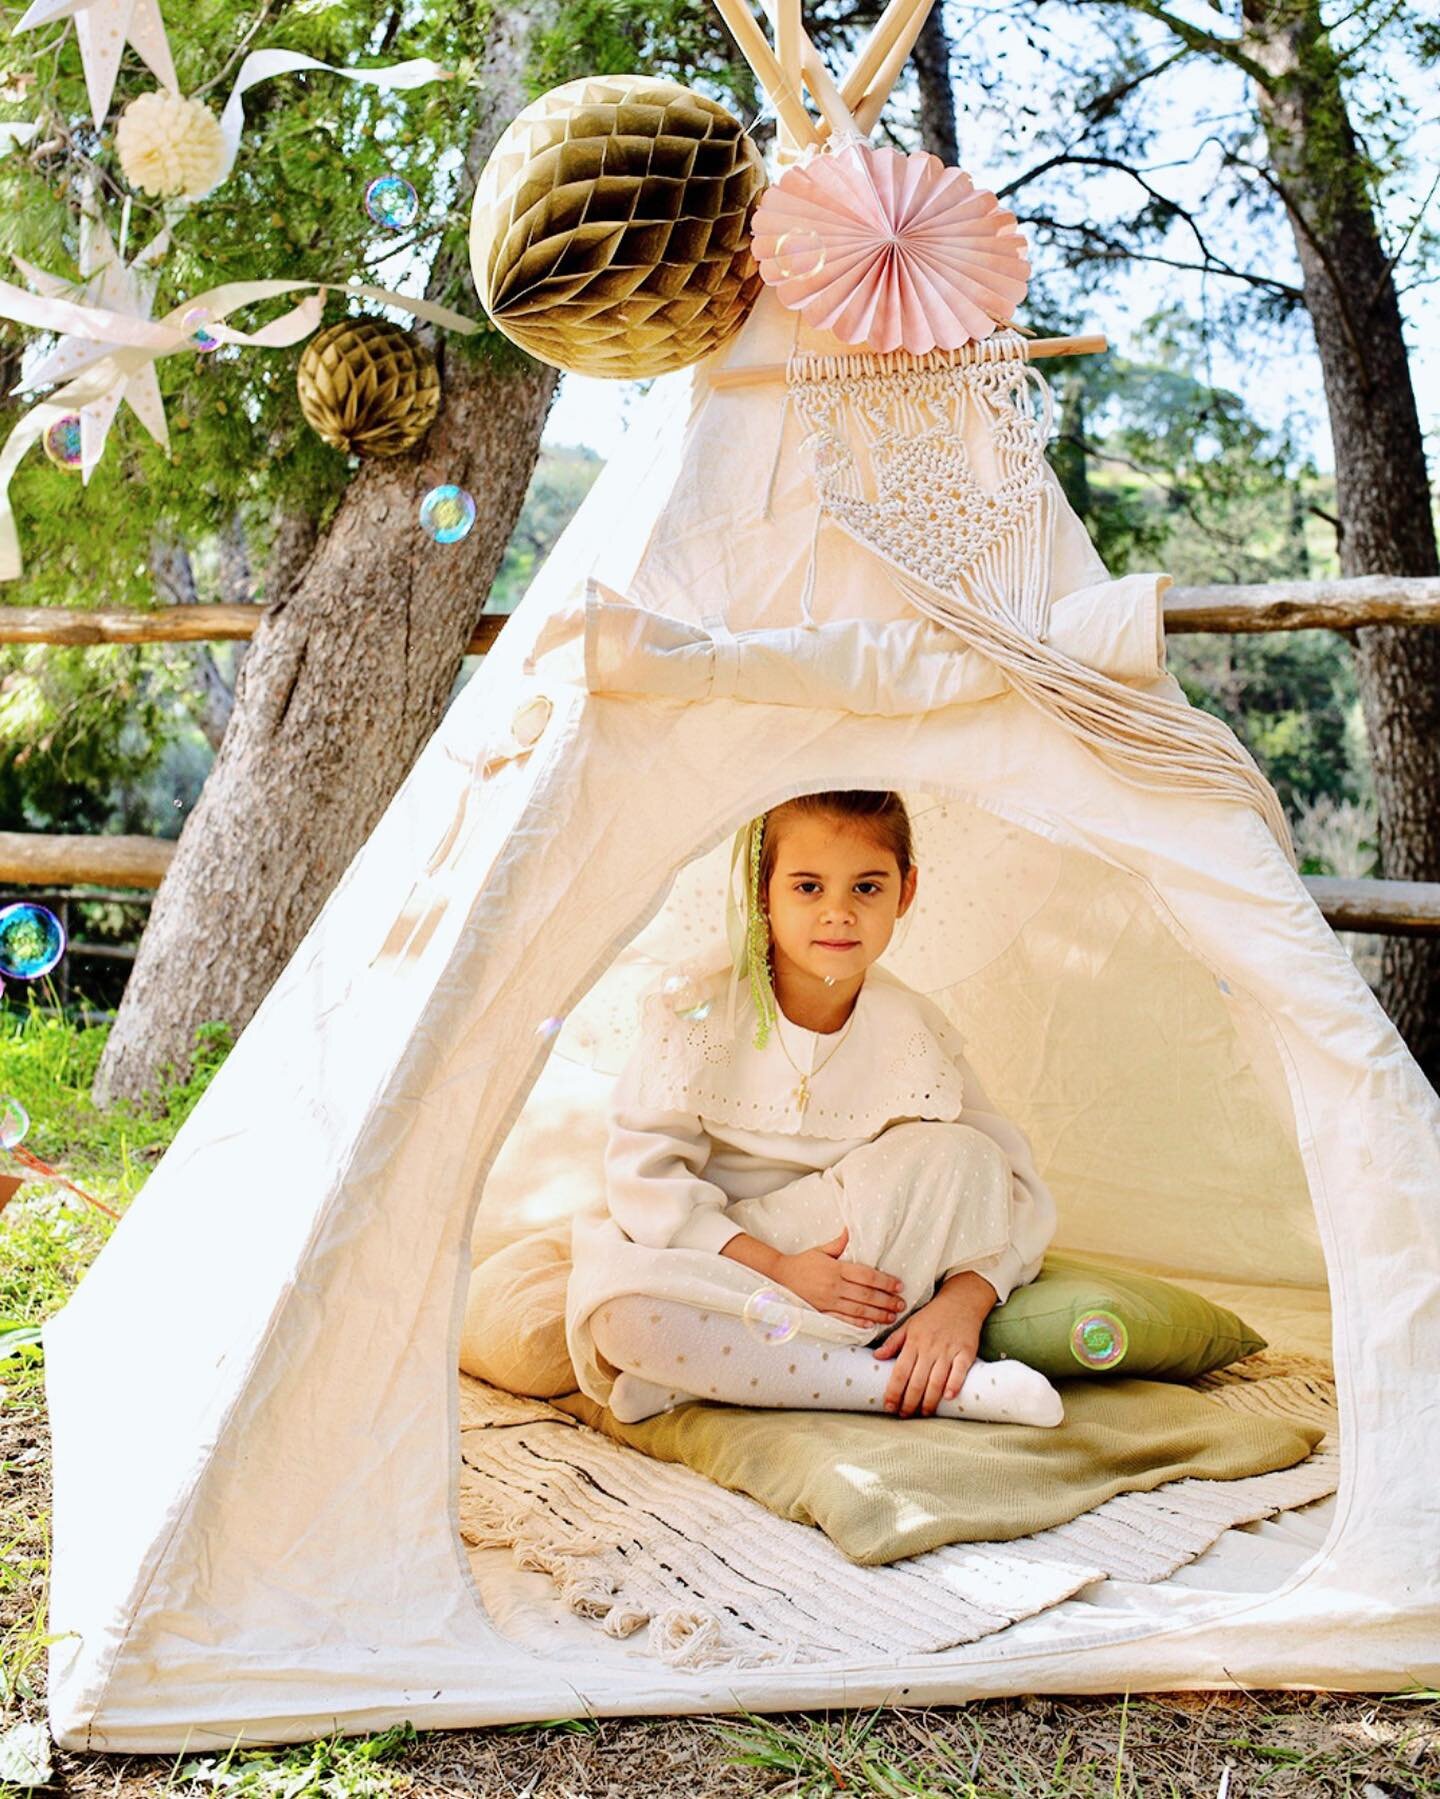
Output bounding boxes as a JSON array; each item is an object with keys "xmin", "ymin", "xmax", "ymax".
[{"xmin": 784, "ymin": 341, "xmax": 1296, "ymax": 866}]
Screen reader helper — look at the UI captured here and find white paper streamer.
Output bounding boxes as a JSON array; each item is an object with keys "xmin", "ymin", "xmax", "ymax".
[
  {"xmin": 0, "ymin": 275, "xmax": 481, "ymax": 579},
  {"xmin": 0, "ymin": 121, "xmax": 40, "ymax": 153},
  {"xmin": 213, "ymin": 52, "xmax": 452, "ymax": 193},
  {"xmin": 12, "ymin": 0, "xmax": 178, "ymax": 129}
]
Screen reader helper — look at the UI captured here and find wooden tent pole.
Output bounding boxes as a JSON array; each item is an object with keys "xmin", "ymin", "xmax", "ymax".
[
  {"xmin": 708, "ymin": 332, "xmax": 1109, "ymax": 391},
  {"xmin": 837, "ymin": 0, "xmax": 935, "ymax": 116},
  {"xmin": 776, "ymin": 0, "xmax": 803, "ymax": 157},
  {"xmin": 710, "ymin": 0, "xmax": 821, "ymax": 147},
  {"xmin": 758, "ymin": 0, "xmax": 864, "ymax": 140},
  {"xmin": 852, "ymin": 0, "xmax": 938, "ymax": 134},
  {"xmin": 801, "ymin": 41, "xmax": 864, "ymax": 140}
]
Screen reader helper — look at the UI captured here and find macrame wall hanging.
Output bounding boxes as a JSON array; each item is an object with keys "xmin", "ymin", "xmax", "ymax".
[
  {"xmin": 785, "ymin": 335, "xmax": 1057, "ymax": 639},
  {"xmin": 782, "ymin": 335, "xmax": 1295, "ymax": 860}
]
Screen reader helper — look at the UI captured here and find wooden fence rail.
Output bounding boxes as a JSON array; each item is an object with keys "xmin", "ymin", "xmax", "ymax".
[
  {"xmin": 0, "ymin": 605, "xmax": 508, "ymax": 655},
  {"xmin": 4, "ymin": 576, "xmax": 1440, "ymax": 937},
  {"xmin": 1, "ymin": 576, "xmax": 1439, "ymax": 653},
  {"xmin": 2, "ymin": 829, "xmax": 1436, "ymax": 935},
  {"xmin": 0, "ymin": 832, "xmax": 174, "ymax": 888}
]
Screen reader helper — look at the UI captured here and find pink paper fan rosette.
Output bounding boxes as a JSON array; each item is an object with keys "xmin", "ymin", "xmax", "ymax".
[{"xmin": 750, "ymin": 141, "xmax": 1030, "ymax": 355}]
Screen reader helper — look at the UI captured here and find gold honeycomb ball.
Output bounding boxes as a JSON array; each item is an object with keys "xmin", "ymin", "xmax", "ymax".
[
  {"xmin": 295, "ymin": 318, "xmax": 441, "ymax": 458},
  {"xmin": 471, "ymin": 73, "xmax": 767, "ymax": 379}
]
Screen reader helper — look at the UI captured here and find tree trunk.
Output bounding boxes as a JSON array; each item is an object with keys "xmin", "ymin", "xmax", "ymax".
[
  {"xmin": 149, "ymin": 537, "xmax": 238, "ymax": 752},
  {"xmin": 94, "ymin": 12, "xmax": 557, "ymax": 1105},
  {"xmin": 911, "ymin": 2, "xmax": 959, "ymax": 163},
  {"xmin": 1243, "ymin": 0, "xmax": 1440, "ymax": 1084}
]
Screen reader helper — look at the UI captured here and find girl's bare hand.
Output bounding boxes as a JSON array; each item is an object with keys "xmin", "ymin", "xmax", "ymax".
[
  {"xmin": 774, "ymin": 1228, "xmax": 905, "ymax": 1326},
  {"xmin": 871, "ymin": 1275, "xmax": 996, "ymax": 1415}
]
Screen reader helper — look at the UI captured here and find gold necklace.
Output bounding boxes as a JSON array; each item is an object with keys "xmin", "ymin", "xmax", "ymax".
[{"xmin": 772, "ymin": 1003, "xmax": 858, "ymax": 1118}]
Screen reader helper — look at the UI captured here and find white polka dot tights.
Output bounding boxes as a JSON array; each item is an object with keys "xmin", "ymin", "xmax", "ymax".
[{"xmin": 591, "ymin": 1296, "xmax": 1063, "ymax": 1427}]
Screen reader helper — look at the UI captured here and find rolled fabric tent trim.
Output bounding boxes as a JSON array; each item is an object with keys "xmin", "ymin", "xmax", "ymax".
[{"xmin": 571, "ymin": 571, "xmax": 1172, "ymax": 714}]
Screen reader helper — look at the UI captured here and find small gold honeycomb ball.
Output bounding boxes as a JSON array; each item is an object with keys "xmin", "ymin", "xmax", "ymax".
[{"xmin": 295, "ymin": 318, "xmax": 441, "ymax": 458}]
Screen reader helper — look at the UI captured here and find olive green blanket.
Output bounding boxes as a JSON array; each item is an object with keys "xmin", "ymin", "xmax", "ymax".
[{"xmin": 554, "ymin": 1375, "xmax": 1327, "ymax": 1566}]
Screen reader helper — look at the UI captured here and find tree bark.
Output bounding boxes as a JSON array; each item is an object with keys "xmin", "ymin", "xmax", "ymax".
[
  {"xmin": 1241, "ymin": 0, "xmax": 1440, "ymax": 1084},
  {"xmin": 94, "ymin": 10, "xmax": 557, "ymax": 1105},
  {"xmin": 149, "ymin": 537, "xmax": 238, "ymax": 753},
  {"xmin": 911, "ymin": 2, "xmax": 959, "ymax": 163}
]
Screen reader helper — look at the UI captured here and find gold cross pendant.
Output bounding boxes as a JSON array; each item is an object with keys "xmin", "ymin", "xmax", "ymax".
[{"xmin": 794, "ymin": 1076, "xmax": 811, "ymax": 1115}]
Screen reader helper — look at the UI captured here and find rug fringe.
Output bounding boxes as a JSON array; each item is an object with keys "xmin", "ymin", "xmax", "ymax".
[{"xmin": 460, "ymin": 1472, "xmax": 791, "ymax": 1669}]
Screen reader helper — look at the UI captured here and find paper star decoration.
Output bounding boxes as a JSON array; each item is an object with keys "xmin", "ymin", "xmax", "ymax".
[
  {"xmin": 14, "ymin": 200, "xmax": 171, "ymax": 477},
  {"xmin": 12, "ymin": 0, "xmax": 178, "ymax": 129}
]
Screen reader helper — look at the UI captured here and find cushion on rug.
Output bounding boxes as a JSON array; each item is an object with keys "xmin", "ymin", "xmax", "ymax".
[
  {"xmin": 980, "ymin": 1250, "xmax": 1266, "ymax": 1380},
  {"xmin": 553, "ymin": 1378, "xmax": 1325, "ymax": 1565},
  {"xmin": 464, "ymin": 1226, "xmax": 1266, "ymax": 1396},
  {"xmin": 461, "ymin": 1223, "xmax": 575, "ymax": 1397}
]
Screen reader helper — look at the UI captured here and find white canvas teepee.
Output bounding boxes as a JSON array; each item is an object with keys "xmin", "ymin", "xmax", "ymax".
[
  {"xmin": 43, "ymin": 277, "xmax": 1440, "ymax": 1750},
  {"xmin": 43, "ymin": 0, "xmax": 1440, "ymax": 1724}
]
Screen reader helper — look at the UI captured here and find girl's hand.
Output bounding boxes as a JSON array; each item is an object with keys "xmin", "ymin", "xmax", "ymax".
[
  {"xmin": 872, "ymin": 1272, "xmax": 997, "ymax": 1416},
  {"xmin": 774, "ymin": 1228, "xmax": 905, "ymax": 1326}
]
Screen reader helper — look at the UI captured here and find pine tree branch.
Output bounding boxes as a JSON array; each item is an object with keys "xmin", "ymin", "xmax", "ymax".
[
  {"xmin": 1005, "ymin": 151, "xmax": 1307, "ymax": 301},
  {"xmin": 1069, "ymin": 0, "xmax": 1275, "ymax": 89},
  {"xmin": 1221, "ymin": 148, "xmax": 1372, "ymax": 366},
  {"xmin": 1024, "ymin": 214, "xmax": 1306, "ymax": 301},
  {"xmin": 1074, "ymin": 43, "xmax": 1188, "ymax": 124},
  {"xmin": 1361, "ymin": 162, "xmax": 1440, "ymax": 319}
]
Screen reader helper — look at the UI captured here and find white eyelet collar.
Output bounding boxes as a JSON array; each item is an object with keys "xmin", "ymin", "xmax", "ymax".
[{"xmin": 630, "ymin": 963, "xmax": 968, "ymax": 1141}]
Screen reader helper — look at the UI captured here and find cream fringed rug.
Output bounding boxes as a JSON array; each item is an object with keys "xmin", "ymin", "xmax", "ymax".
[{"xmin": 457, "ymin": 1364, "xmax": 1339, "ymax": 1672}]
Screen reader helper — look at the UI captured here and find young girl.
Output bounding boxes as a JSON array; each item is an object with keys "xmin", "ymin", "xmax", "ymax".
[{"xmin": 564, "ymin": 791, "xmax": 1064, "ymax": 1428}]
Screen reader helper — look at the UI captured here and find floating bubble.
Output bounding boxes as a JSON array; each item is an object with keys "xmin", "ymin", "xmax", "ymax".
[
  {"xmin": 182, "ymin": 304, "xmax": 220, "ymax": 352},
  {"xmin": 364, "ymin": 173, "xmax": 420, "ymax": 230},
  {"xmin": 742, "ymin": 1286, "xmax": 798, "ymax": 1346},
  {"xmin": 0, "ymin": 904, "xmax": 66, "ymax": 981},
  {"xmin": 661, "ymin": 971, "xmax": 712, "ymax": 1022},
  {"xmin": 535, "ymin": 1015, "xmax": 566, "ymax": 1041},
  {"xmin": 419, "ymin": 484, "xmax": 476, "ymax": 544},
  {"xmin": 42, "ymin": 413, "xmax": 83, "ymax": 471},
  {"xmin": 0, "ymin": 1095, "xmax": 29, "ymax": 1151},
  {"xmin": 773, "ymin": 228, "xmax": 826, "ymax": 281},
  {"xmin": 1069, "ymin": 1308, "xmax": 1128, "ymax": 1370}
]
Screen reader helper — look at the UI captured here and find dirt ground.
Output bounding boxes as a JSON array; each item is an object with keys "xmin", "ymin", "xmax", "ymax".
[{"xmin": 5, "ymin": 1392, "xmax": 1437, "ymax": 1799}]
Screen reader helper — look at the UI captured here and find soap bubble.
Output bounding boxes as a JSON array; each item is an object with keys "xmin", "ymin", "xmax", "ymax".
[
  {"xmin": 742, "ymin": 1286, "xmax": 798, "ymax": 1346},
  {"xmin": 1069, "ymin": 1309, "xmax": 1128, "ymax": 1370},
  {"xmin": 419, "ymin": 485, "xmax": 476, "ymax": 544},
  {"xmin": 0, "ymin": 904, "xmax": 66, "ymax": 981},
  {"xmin": 42, "ymin": 413, "xmax": 83, "ymax": 471},
  {"xmin": 182, "ymin": 305, "xmax": 220, "ymax": 352},
  {"xmin": 364, "ymin": 174, "xmax": 419, "ymax": 230},
  {"xmin": 661, "ymin": 971, "xmax": 712, "ymax": 1022},
  {"xmin": 773, "ymin": 229, "xmax": 826, "ymax": 281},
  {"xmin": 535, "ymin": 1015, "xmax": 566, "ymax": 1041},
  {"xmin": 0, "ymin": 1095, "xmax": 28, "ymax": 1150}
]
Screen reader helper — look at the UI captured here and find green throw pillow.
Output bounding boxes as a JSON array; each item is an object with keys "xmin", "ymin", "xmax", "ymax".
[{"xmin": 978, "ymin": 1251, "xmax": 1266, "ymax": 1381}]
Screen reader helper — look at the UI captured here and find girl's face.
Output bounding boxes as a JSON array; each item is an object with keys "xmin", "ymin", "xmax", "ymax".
[{"xmin": 763, "ymin": 812, "xmax": 918, "ymax": 984}]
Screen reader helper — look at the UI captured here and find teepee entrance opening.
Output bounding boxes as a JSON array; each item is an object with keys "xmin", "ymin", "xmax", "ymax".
[{"xmin": 458, "ymin": 781, "xmax": 1339, "ymax": 1676}]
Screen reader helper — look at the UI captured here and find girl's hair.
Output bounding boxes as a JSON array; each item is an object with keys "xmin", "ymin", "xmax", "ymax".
[{"xmin": 759, "ymin": 791, "xmax": 914, "ymax": 896}]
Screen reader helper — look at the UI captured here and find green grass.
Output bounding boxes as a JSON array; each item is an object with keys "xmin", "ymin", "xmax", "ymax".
[
  {"xmin": 0, "ymin": 1002, "xmax": 231, "ymax": 1406},
  {"xmin": 173, "ymin": 1724, "xmax": 418, "ymax": 1797}
]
